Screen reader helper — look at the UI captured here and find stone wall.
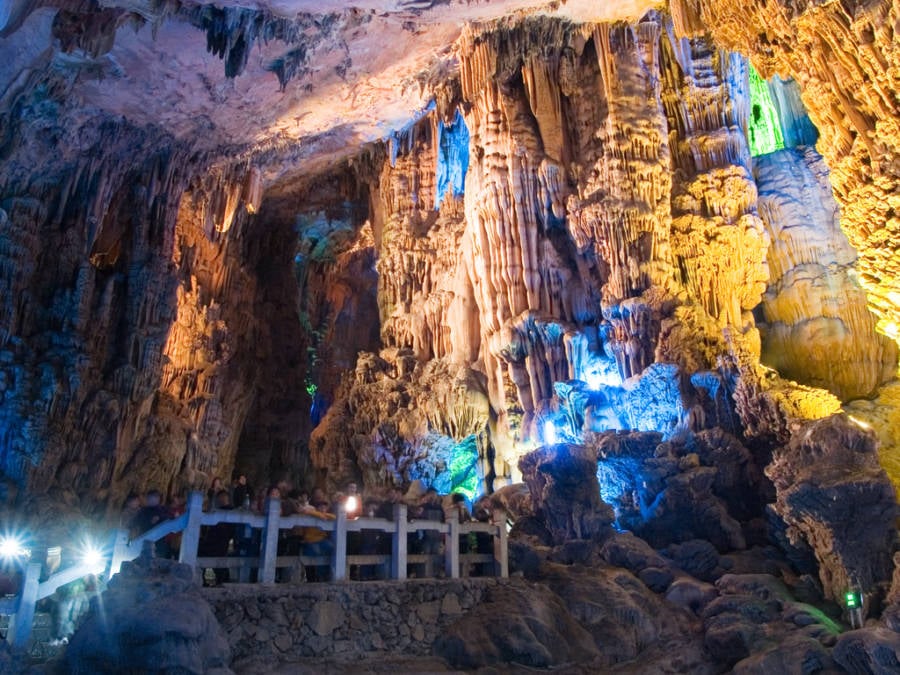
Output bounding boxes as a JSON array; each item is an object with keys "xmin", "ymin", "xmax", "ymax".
[{"xmin": 203, "ymin": 578, "xmax": 507, "ymax": 662}]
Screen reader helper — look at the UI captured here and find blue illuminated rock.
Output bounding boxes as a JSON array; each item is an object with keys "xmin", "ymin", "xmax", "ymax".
[{"xmin": 518, "ymin": 443, "xmax": 614, "ymax": 545}]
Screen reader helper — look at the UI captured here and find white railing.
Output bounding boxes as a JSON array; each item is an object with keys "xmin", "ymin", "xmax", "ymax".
[
  {"xmin": 2, "ymin": 490, "xmax": 508, "ymax": 652},
  {"xmin": 1, "ymin": 531, "xmax": 114, "ymax": 652}
]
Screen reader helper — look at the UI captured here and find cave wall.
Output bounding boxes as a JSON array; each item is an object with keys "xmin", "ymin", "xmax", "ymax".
[
  {"xmin": 670, "ymin": 0, "xmax": 900, "ymax": 347},
  {"xmin": 308, "ymin": 11, "xmax": 894, "ymax": 488},
  {"xmin": 0, "ymin": 93, "xmax": 308, "ymax": 507},
  {"xmin": 0, "ymin": 2, "xmax": 898, "ymax": 507}
]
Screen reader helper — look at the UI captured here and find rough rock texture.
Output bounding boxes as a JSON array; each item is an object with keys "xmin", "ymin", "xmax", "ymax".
[
  {"xmin": 302, "ymin": 11, "xmax": 893, "ymax": 493},
  {"xmin": 65, "ymin": 555, "xmax": 232, "ymax": 674},
  {"xmin": 309, "ymin": 348, "xmax": 490, "ymax": 491},
  {"xmin": 518, "ymin": 443, "xmax": 614, "ymax": 544},
  {"xmin": 832, "ymin": 626, "xmax": 900, "ymax": 674},
  {"xmin": 672, "ymin": 0, "xmax": 900, "ymax": 351},
  {"xmin": 755, "ymin": 146, "xmax": 897, "ymax": 400},
  {"xmin": 2, "ymin": 2, "xmax": 896, "ymax": 504},
  {"xmin": 590, "ymin": 429, "xmax": 757, "ymax": 551},
  {"xmin": 661, "ymin": 26, "xmax": 769, "ymax": 331},
  {"xmin": 766, "ymin": 414, "xmax": 898, "ymax": 603},
  {"xmin": 205, "ymin": 578, "xmax": 502, "ymax": 664},
  {"xmin": 710, "ymin": 573, "xmax": 842, "ymax": 672},
  {"xmin": 0, "ymin": 105, "xmax": 311, "ymax": 505},
  {"xmin": 433, "ymin": 582, "xmax": 599, "ymax": 669}
]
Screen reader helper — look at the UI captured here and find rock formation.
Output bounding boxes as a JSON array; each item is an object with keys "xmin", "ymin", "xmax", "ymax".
[
  {"xmin": 1, "ymin": 0, "xmax": 900, "ymax": 670},
  {"xmin": 671, "ymin": 0, "xmax": 900, "ymax": 351},
  {"xmin": 65, "ymin": 554, "xmax": 232, "ymax": 674},
  {"xmin": 766, "ymin": 414, "xmax": 898, "ymax": 603}
]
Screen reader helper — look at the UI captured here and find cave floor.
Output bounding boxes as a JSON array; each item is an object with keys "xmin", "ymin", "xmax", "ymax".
[{"xmin": 233, "ymin": 655, "xmax": 468, "ymax": 674}]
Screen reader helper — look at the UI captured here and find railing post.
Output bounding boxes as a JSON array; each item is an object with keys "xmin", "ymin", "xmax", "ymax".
[
  {"xmin": 8, "ymin": 562, "xmax": 41, "ymax": 652},
  {"xmin": 494, "ymin": 509, "xmax": 508, "ymax": 578},
  {"xmin": 259, "ymin": 497, "xmax": 281, "ymax": 584},
  {"xmin": 179, "ymin": 491, "xmax": 204, "ymax": 568},
  {"xmin": 445, "ymin": 511, "xmax": 460, "ymax": 579},
  {"xmin": 392, "ymin": 503, "xmax": 407, "ymax": 580},
  {"xmin": 238, "ymin": 524, "xmax": 252, "ymax": 583},
  {"xmin": 108, "ymin": 528, "xmax": 130, "ymax": 579},
  {"xmin": 332, "ymin": 505, "xmax": 347, "ymax": 581}
]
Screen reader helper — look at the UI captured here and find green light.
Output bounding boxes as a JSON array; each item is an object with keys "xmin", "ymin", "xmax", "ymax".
[
  {"xmin": 305, "ymin": 380, "xmax": 317, "ymax": 397},
  {"xmin": 448, "ymin": 435, "xmax": 479, "ymax": 500},
  {"xmin": 845, "ymin": 591, "xmax": 859, "ymax": 608},
  {"xmin": 748, "ymin": 64, "xmax": 785, "ymax": 157}
]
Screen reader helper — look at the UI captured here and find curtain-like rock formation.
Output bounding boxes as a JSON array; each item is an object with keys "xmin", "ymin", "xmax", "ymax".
[
  {"xmin": 304, "ymin": 11, "xmax": 895, "ymax": 490},
  {"xmin": 671, "ymin": 0, "xmax": 900, "ymax": 350},
  {"xmin": 756, "ymin": 146, "xmax": 897, "ymax": 400}
]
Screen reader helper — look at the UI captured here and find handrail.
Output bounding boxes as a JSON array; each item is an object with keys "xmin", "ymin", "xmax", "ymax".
[
  {"xmin": 2, "ymin": 490, "xmax": 508, "ymax": 652},
  {"xmin": 36, "ymin": 562, "xmax": 101, "ymax": 601}
]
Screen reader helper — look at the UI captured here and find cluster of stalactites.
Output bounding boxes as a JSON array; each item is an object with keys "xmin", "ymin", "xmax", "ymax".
[
  {"xmin": 660, "ymin": 31, "xmax": 769, "ymax": 329},
  {"xmin": 668, "ymin": 0, "xmax": 900, "ymax": 352}
]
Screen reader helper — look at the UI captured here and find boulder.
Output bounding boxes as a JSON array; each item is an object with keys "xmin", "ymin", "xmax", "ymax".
[
  {"xmin": 833, "ymin": 626, "xmax": 900, "ymax": 673},
  {"xmin": 519, "ymin": 444, "xmax": 614, "ymax": 544},
  {"xmin": 432, "ymin": 583, "xmax": 598, "ymax": 668},
  {"xmin": 541, "ymin": 565, "xmax": 685, "ymax": 667},
  {"xmin": 766, "ymin": 414, "xmax": 898, "ymax": 603},
  {"xmin": 732, "ymin": 635, "xmax": 835, "ymax": 675},
  {"xmin": 665, "ymin": 539, "xmax": 723, "ymax": 582},
  {"xmin": 599, "ymin": 531, "xmax": 671, "ymax": 574},
  {"xmin": 591, "ymin": 431, "xmax": 747, "ymax": 551},
  {"xmin": 65, "ymin": 555, "xmax": 232, "ymax": 674}
]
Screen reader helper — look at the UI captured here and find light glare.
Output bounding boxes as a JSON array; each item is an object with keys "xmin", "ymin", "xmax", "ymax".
[
  {"xmin": 543, "ymin": 421, "xmax": 558, "ymax": 445},
  {"xmin": 848, "ymin": 415, "xmax": 872, "ymax": 430},
  {"xmin": 0, "ymin": 535, "xmax": 28, "ymax": 561},
  {"xmin": 81, "ymin": 544, "xmax": 106, "ymax": 573}
]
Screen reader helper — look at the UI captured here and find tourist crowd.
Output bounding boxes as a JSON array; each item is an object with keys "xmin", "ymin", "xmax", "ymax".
[{"xmin": 121, "ymin": 474, "xmax": 496, "ymax": 585}]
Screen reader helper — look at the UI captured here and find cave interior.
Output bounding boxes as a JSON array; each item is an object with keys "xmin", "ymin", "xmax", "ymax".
[{"xmin": 2, "ymin": 0, "xmax": 900, "ymax": 670}]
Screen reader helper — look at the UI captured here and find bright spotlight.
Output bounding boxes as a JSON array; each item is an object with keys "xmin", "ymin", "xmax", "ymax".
[
  {"xmin": 543, "ymin": 420, "xmax": 558, "ymax": 445},
  {"xmin": 0, "ymin": 535, "xmax": 29, "ymax": 561},
  {"xmin": 345, "ymin": 495, "xmax": 359, "ymax": 516},
  {"xmin": 584, "ymin": 368, "xmax": 620, "ymax": 390},
  {"xmin": 80, "ymin": 543, "xmax": 106, "ymax": 574}
]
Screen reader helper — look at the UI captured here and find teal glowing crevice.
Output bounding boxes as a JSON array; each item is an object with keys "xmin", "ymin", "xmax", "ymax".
[
  {"xmin": 748, "ymin": 64, "xmax": 785, "ymax": 157},
  {"xmin": 448, "ymin": 435, "xmax": 479, "ymax": 500}
]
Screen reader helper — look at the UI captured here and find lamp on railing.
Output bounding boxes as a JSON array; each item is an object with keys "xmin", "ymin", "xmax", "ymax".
[
  {"xmin": 80, "ymin": 542, "xmax": 107, "ymax": 575},
  {"xmin": 0, "ymin": 534, "xmax": 29, "ymax": 563},
  {"xmin": 344, "ymin": 482, "xmax": 361, "ymax": 519}
]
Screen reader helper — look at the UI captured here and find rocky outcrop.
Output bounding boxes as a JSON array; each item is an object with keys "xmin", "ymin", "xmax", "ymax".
[
  {"xmin": 671, "ymin": 0, "xmax": 900, "ymax": 355},
  {"xmin": 710, "ymin": 573, "xmax": 841, "ymax": 672},
  {"xmin": 518, "ymin": 443, "xmax": 614, "ymax": 544},
  {"xmin": 590, "ymin": 430, "xmax": 752, "ymax": 551},
  {"xmin": 766, "ymin": 414, "xmax": 898, "ymax": 603},
  {"xmin": 309, "ymin": 348, "xmax": 490, "ymax": 492},
  {"xmin": 433, "ymin": 582, "xmax": 599, "ymax": 669},
  {"xmin": 65, "ymin": 555, "xmax": 232, "ymax": 674}
]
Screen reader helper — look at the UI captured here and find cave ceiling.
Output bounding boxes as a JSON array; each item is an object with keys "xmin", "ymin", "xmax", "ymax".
[{"xmin": 1, "ymin": 0, "xmax": 659, "ymax": 182}]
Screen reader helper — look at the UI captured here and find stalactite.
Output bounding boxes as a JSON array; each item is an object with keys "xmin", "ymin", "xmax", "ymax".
[
  {"xmin": 670, "ymin": 0, "xmax": 900, "ymax": 350},
  {"xmin": 756, "ymin": 146, "xmax": 896, "ymax": 400},
  {"xmin": 660, "ymin": 31, "xmax": 769, "ymax": 330}
]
